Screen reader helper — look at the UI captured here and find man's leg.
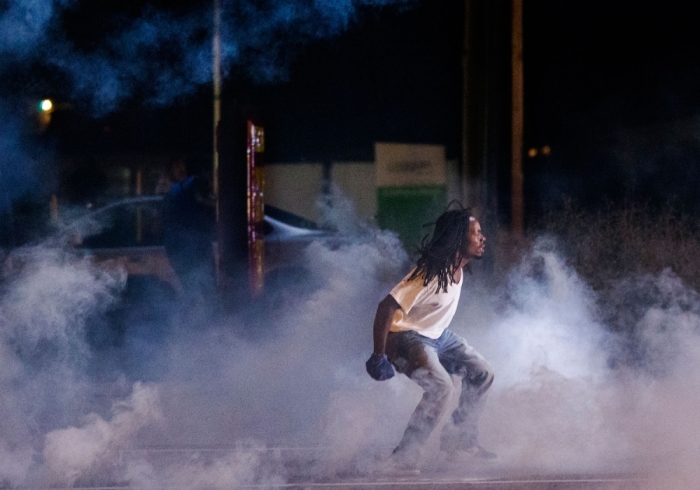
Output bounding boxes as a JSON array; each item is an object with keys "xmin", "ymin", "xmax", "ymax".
[
  {"xmin": 436, "ymin": 331, "xmax": 494, "ymax": 453},
  {"xmin": 386, "ymin": 332, "xmax": 454, "ymax": 458}
]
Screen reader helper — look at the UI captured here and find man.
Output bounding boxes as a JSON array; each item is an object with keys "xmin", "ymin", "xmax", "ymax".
[
  {"xmin": 366, "ymin": 206, "xmax": 495, "ymax": 466},
  {"xmin": 163, "ymin": 157, "xmax": 215, "ymax": 300}
]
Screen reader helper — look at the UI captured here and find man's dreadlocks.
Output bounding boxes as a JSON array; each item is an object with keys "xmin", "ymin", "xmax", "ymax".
[{"xmin": 408, "ymin": 204, "xmax": 473, "ymax": 294}]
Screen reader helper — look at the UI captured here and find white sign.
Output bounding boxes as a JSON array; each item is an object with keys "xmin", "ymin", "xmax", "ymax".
[{"xmin": 375, "ymin": 142, "xmax": 446, "ymax": 187}]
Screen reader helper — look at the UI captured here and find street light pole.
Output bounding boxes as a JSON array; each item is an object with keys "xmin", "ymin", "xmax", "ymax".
[
  {"xmin": 511, "ymin": 0, "xmax": 524, "ymax": 235},
  {"xmin": 212, "ymin": 0, "xmax": 223, "ymax": 288},
  {"xmin": 213, "ymin": 0, "xmax": 222, "ymax": 224},
  {"xmin": 461, "ymin": 0, "xmax": 472, "ymax": 207}
]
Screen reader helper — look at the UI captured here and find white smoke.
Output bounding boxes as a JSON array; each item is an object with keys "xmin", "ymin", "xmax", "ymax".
[
  {"xmin": 3, "ymin": 200, "xmax": 700, "ymax": 488},
  {"xmin": 0, "ymin": 243, "xmax": 128, "ymax": 486},
  {"xmin": 43, "ymin": 382, "xmax": 162, "ymax": 486},
  {"xmin": 452, "ymin": 237, "xmax": 700, "ymax": 486},
  {"xmin": 9, "ymin": 0, "xmax": 700, "ymax": 485}
]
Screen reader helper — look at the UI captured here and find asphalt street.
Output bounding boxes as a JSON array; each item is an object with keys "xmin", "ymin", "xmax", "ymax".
[{"xmin": 96, "ymin": 446, "xmax": 646, "ymax": 490}]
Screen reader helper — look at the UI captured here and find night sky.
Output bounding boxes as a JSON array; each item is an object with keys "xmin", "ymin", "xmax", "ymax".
[
  {"xmin": 43, "ymin": 0, "xmax": 465, "ymax": 162},
  {"xmin": 6, "ymin": 0, "xmax": 700, "ymax": 218},
  {"xmin": 246, "ymin": 0, "xmax": 463, "ymax": 162},
  {"xmin": 524, "ymin": 1, "xmax": 700, "ymax": 215}
]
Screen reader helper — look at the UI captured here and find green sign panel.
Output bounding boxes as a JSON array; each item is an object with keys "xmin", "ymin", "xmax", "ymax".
[{"xmin": 378, "ymin": 185, "xmax": 447, "ymax": 253}]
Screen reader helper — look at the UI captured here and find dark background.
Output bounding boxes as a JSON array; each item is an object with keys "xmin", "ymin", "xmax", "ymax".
[{"xmin": 16, "ymin": 0, "xmax": 700, "ymax": 222}]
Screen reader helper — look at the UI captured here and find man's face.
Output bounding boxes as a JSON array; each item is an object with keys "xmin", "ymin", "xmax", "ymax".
[{"xmin": 466, "ymin": 218, "xmax": 486, "ymax": 259}]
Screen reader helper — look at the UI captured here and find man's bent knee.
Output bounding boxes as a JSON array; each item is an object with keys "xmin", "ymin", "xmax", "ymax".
[
  {"xmin": 468, "ymin": 366, "xmax": 494, "ymax": 395},
  {"xmin": 432, "ymin": 374, "xmax": 455, "ymax": 401},
  {"xmin": 412, "ymin": 368, "xmax": 454, "ymax": 401},
  {"xmin": 413, "ymin": 366, "xmax": 452, "ymax": 387}
]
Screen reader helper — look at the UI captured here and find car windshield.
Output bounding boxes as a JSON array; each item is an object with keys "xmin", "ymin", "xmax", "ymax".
[{"xmin": 79, "ymin": 200, "xmax": 166, "ymax": 248}]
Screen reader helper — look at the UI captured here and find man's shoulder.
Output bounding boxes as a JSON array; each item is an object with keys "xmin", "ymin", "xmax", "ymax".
[{"xmin": 392, "ymin": 269, "xmax": 432, "ymax": 298}]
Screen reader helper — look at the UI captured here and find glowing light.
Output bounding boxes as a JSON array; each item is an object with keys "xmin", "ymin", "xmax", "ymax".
[
  {"xmin": 527, "ymin": 148, "xmax": 538, "ymax": 158},
  {"xmin": 40, "ymin": 99, "xmax": 53, "ymax": 112},
  {"xmin": 541, "ymin": 145, "xmax": 551, "ymax": 156}
]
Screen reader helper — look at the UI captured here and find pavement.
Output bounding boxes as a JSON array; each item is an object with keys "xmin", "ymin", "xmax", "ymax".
[{"xmin": 98, "ymin": 446, "xmax": 645, "ymax": 490}]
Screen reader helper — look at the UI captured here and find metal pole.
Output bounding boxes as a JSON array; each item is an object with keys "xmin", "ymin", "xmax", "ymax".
[
  {"xmin": 461, "ymin": 0, "xmax": 471, "ymax": 206},
  {"xmin": 213, "ymin": 0, "xmax": 223, "ymax": 288},
  {"xmin": 511, "ymin": 0, "xmax": 524, "ymax": 235},
  {"xmin": 213, "ymin": 0, "xmax": 222, "ymax": 224}
]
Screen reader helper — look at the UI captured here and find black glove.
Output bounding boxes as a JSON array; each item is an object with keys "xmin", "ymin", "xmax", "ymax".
[{"xmin": 365, "ymin": 353, "xmax": 395, "ymax": 381}]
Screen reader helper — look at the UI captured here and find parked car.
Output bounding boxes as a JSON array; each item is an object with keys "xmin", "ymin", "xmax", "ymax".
[{"xmin": 68, "ymin": 196, "xmax": 328, "ymax": 292}]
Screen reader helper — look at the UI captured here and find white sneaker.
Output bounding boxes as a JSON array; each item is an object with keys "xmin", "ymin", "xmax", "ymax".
[
  {"xmin": 447, "ymin": 445, "xmax": 497, "ymax": 461},
  {"xmin": 381, "ymin": 457, "xmax": 421, "ymax": 476},
  {"xmin": 374, "ymin": 449, "xmax": 421, "ymax": 476}
]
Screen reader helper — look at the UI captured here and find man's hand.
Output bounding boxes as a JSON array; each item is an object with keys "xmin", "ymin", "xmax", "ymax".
[{"xmin": 365, "ymin": 353, "xmax": 395, "ymax": 381}]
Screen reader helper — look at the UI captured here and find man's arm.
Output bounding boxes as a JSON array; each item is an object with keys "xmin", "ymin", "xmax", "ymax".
[
  {"xmin": 366, "ymin": 294, "xmax": 400, "ymax": 381},
  {"xmin": 372, "ymin": 294, "xmax": 401, "ymax": 355}
]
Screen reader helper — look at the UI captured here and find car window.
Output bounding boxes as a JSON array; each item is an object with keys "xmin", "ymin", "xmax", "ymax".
[{"xmin": 79, "ymin": 202, "xmax": 165, "ymax": 248}]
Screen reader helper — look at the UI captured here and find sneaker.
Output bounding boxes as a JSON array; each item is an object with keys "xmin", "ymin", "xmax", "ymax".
[
  {"xmin": 374, "ymin": 447, "xmax": 421, "ymax": 476},
  {"xmin": 460, "ymin": 445, "xmax": 497, "ymax": 459},
  {"xmin": 381, "ymin": 457, "xmax": 421, "ymax": 476},
  {"xmin": 444, "ymin": 446, "xmax": 498, "ymax": 463}
]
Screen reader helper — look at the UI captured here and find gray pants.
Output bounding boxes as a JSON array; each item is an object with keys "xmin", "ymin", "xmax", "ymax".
[{"xmin": 386, "ymin": 329, "xmax": 494, "ymax": 454}]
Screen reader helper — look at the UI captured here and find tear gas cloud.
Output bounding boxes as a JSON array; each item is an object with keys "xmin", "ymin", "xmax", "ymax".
[
  {"xmin": 0, "ymin": 0, "xmax": 72, "ymax": 58},
  {"xmin": 452, "ymin": 234, "xmax": 700, "ymax": 486},
  {"xmin": 2, "ymin": 198, "xmax": 700, "ymax": 487},
  {"xmin": 1, "ymin": 0, "xmax": 415, "ymax": 114},
  {"xmin": 3, "ymin": 1, "xmax": 700, "ymax": 487},
  {"xmin": 0, "ymin": 0, "xmax": 414, "ymax": 222},
  {"xmin": 0, "ymin": 103, "xmax": 40, "ymax": 212}
]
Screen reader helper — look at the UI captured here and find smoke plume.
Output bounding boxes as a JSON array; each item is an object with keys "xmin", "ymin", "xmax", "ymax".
[
  {"xmin": 2, "ymin": 203, "xmax": 700, "ymax": 487},
  {"xmin": 3, "ymin": 1, "xmax": 700, "ymax": 487},
  {"xmin": 2, "ymin": 0, "xmax": 416, "ymax": 113}
]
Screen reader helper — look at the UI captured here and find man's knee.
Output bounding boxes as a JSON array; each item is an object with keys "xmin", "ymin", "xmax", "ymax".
[
  {"xmin": 433, "ymin": 373, "xmax": 455, "ymax": 399},
  {"xmin": 468, "ymin": 365, "xmax": 494, "ymax": 394},
  {"xmin": 412, "ymin": 368, "xmax": 454, "ymax": 401}
]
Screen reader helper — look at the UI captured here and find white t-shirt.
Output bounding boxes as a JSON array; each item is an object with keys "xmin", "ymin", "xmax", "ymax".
[{"xmin": 389, "ymin": 268, "xmax": 463, "ymax": 340}]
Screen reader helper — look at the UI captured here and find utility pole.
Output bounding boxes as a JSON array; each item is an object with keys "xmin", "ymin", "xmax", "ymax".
[
  {"xmin": 461, "ymin": 0, "xmax": 472, "ymax": 207},
  {"xmin": 213, "ymin": 0, "xmax": 222, "ymax": 224},
  {"xmin": 511, "ymin": 0, "xmax": 524, "ymax": 235},
  {"xmin": 213, "ymin": 0, "xmax": 223, "ymax": 287}
]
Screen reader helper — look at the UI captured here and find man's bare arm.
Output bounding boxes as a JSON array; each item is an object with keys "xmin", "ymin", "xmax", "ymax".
[{"xmin": 372, "ymin": 294, "xmax": 401, "ymax": 355}]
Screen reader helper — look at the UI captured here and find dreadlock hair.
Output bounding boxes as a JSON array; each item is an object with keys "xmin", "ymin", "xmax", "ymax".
[{"xmin": 408, "ymin": 203, "xmax": 473, "ymax": 294}]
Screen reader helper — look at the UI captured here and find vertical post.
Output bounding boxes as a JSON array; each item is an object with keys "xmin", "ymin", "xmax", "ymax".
[
  {"xmin": 135, "ymin": 167, "xmax": 143, "ymax": 195},
  {"xmin": 216, "ymin": 110, "xmax": 250, "ymax": 304},
  {"xmin": 511, "ymin": 0, "xmax": 525, "ymax": 235},
  {"xmin": 50, "ymin": 194, "xmax": 59, "ymax": 226},
  {"xmin": 247, "ymin": 122, "xmax": 265, "ymax": 297},
  {"xmin": 212, "ymin": 0, "xmax": 223, "ymax": 286},
  {"xmin": 461, "ymin": 0, "xmax": 471, "ymax": 206},
  {"xmin": 213, "ymin": 0, "xmax": 222, "ymax": 224},
  {"xmin": 136, "ymin": 168, "xmax": 143, "ymax": 243},
  {"xmin": 322, "ymin": 160, "xmax": 332, "ymax": 208}
]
